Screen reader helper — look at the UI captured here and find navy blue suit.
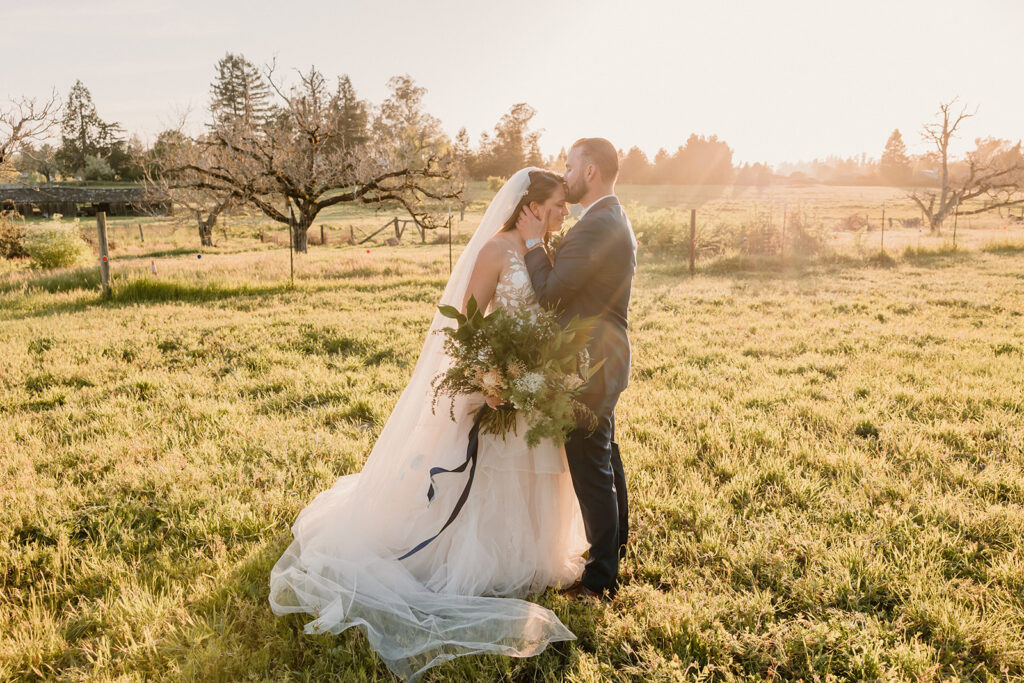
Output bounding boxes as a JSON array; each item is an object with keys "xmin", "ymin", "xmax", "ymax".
[{"xmin": 524, "ymin": 196, "xmax": 635, "ymax": 593}]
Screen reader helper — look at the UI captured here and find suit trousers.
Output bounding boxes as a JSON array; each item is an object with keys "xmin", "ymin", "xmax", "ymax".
[{"xmin": 564, "ymin": 390, "xmax": 629, "ymax": 594}]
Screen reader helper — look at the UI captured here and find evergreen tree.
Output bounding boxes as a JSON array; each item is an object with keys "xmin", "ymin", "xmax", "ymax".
[
  {"xmin": 56, "ymin": 80, "xmax": 122, "ymax": 176},
  {"xmin": 331, "ymin": 74, "xmax": 369, "ymax": 149},
  {"xmin": 651, "ymin": 148, "xmax": 671, "ymax": 184},
  {"xmin": 470, "ymin": 103, "xmax": 543, "ymax": 179},
  {"xmin": 453, "ymin": 126, "xmax": 473, "ymax": 177},
  {"xmin": 209, "ymin": 53, "xmax": 273, "ymax": 131},
  {"xmin": 619, "ymin": 146, "xmax": 651, "ymax": 184},
  {"xmin": 880, "ymin": 129, "xmax": 911, "ymax": 185}
]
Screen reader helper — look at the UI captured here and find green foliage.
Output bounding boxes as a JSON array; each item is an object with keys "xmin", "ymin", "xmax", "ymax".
[
  {"xmin": 0, "ymin": 211, "xmax": 27, "ymax": 258},
  {"xmin": 56, "ymin": 80, "xmax": 127, "ymax": 178},
  {"xmin": 433, "ymin": 296, "xmax": 601, "ymax": 446},
  {"xmin": 209, "ymin": 52, "xmax": 275, "ymax": 131},
  {"xmin": 627, "ymin": 201, "xmax": 829, "ymax": 260},
  {"xmin": 22, "ymin": 222, "xmax": 90, "ymax": 269},
  {"xmin": 486, "ymin": 176, "xmax": 505, "ymax": 192},
  {"xmin": 472, "ymin": 103, "xmax": 543, "ymax": 179},
  {"xmin": 82, "ymin": 154, "xmax": 114, "ymax": 181}
]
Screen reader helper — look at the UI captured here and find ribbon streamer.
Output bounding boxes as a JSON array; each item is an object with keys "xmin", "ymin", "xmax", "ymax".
[{"xmin": 398, "ymin": 407, "xmax": 487, "ymax": 561}]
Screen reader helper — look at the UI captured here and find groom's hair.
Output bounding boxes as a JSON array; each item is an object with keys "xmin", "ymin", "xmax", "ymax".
[{"xmin": 571, "ymin": 138, "xmax": 618, "ymax": 182}]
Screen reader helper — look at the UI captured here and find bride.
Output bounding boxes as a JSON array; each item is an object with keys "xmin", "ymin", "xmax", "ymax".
[{"xmin": 269, "ymin": 168, "xmax": 588, "ymax": 680}]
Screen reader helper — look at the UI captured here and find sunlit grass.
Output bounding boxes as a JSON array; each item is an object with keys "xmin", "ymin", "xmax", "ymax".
[{"xmin": 2, "ymin": 203, "xmax": 1024, "ymax": 680}]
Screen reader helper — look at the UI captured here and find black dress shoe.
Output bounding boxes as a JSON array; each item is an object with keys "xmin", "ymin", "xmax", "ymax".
[{"xmin": 560, "ymin": 582, "xmax": 607, "ymax": 600}]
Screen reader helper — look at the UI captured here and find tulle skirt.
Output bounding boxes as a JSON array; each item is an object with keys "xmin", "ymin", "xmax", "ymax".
[{"xmin": 269, "ymin": 410, "xmax": 588, "ymax": 680}]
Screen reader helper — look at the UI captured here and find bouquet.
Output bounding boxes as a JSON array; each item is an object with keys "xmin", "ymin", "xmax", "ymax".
[{"xmin": 432, "ymin": 296, "xmax": 604, "ymax": 447}]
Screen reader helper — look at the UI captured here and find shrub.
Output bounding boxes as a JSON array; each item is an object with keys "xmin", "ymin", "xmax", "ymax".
[
  {"xmin": 23, "ymin": 222, "xmax": 91, "ymax": 269},
  {"xmin": 784, "ymin": 211, "xmax": 829, "ymax": 258},
  {"xmin": 486, "ymin": 176, "xmax": 506, "ymax": 192},
  {"xmin": 0, "ymin": 211, "xmax": 28, "ymax": 258},
  {"xmin": 83, "ymin": 155, "xmax": 115, "ymax": 181},
  {"xmin": 629, "ymin": 203, "xmax": 684, "ymax": 251},
  {"xmin": 628, "ymin": 203, "xmax": 759, "ymax": 259}
]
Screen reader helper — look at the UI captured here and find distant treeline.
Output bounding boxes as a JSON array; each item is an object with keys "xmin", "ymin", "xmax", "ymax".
[
  {"xmin": 6, "ymin": 76, "xmax": 981, "ymax": 190},
  {"xmin": 455, "ymin": 110, "xmax": 764, "ymax": 185}
]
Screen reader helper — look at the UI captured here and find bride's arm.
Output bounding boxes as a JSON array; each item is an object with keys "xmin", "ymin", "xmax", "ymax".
[{"xmin": 461, "ymin": 240, "xmax": 503, "ymax": 313}]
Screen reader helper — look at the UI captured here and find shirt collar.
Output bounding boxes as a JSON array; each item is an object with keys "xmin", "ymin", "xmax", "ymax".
[{"xmin": 577, "ymin": 194, "xmax": 618, "ymax": 220}]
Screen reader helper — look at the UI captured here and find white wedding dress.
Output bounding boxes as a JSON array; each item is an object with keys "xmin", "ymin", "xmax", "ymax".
[{"xmin": 269, "ymin": 169, "xmax": 587, "ymax": 680}]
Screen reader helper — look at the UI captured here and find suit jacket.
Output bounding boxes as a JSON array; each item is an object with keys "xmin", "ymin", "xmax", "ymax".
[{"xmin": 524, "ymin": 196, "xmax": 636, "ymax": 401}]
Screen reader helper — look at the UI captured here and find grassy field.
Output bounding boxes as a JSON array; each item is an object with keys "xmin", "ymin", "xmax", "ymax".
[
  {"xmin": 8, "ymin": 183, "xmax": 1022, "ymax": 268},
  {"xmin": 3, "ymin": 186, "xmax": 1024, "ymax": 680}
]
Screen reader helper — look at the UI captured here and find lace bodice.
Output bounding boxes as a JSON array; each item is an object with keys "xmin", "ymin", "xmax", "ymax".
[{"xmin": 490, "ymin": 247, "xmax": 539, "ymax": 313}]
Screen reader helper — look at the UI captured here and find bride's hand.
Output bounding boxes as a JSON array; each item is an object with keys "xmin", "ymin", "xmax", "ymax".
[
  {"xmin": 515, "ymin": 205, "xmax": 549, "ymax": 242},
  {"xmin": 484, "ymin": 395, "xmax": 505, "ymax": 409}
]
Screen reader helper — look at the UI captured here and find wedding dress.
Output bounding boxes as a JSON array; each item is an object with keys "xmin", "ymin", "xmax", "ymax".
[{"xmin": 269, "ymin": 168, "xmax": 587, "ymax": 680}]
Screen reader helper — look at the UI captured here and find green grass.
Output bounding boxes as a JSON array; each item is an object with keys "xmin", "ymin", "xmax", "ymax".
[{"xmin": 2, "ymin": 215, "xmax": 1024, "ymax": 680}]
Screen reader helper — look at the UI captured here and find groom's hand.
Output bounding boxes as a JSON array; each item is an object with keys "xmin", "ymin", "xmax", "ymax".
[{"xmin": 515, "ymin": 206, "xmax": 548, "ymax": 244}]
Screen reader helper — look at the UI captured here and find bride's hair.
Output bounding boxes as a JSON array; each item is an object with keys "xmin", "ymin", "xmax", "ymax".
[{"xmin": 501, "ymin": 170, "xmax": 566, "ymax": 249}]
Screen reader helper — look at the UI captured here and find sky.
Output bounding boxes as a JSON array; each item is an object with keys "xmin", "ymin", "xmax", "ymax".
[{"xmin": 2, "ymin": 0, "xmax": 1022, "ymax": 166}]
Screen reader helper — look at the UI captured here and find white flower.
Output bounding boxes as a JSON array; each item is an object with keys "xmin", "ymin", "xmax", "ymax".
[{"xmin": 515, "ymin": 371, "xmax": 545, "ymax": 395}]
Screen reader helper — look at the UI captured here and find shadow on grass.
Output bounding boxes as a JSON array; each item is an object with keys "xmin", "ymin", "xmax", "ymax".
[
  {"xmin": 133, "ymin": 534, "xmax": 396, "ymax": 680},
  {"xmin": 1, "ymin": 276, "xmax": 300, "ymax": 321},
  {"xmin": 0, "ymin": 265, "xmax": 101, "ymax": 295},
  {"xmin": 981, "ymin": 240, "xmax": 1024, "ymax": 255},
  {"xmin": 110, "ymin": 278, "xmax": 292, "ymax": 305},
  {"xmin": 134, "ymin": 532, "xmax": 581, "ymax": 681}
]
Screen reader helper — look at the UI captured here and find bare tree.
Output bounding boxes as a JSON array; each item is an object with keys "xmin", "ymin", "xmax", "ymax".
[
  {"xmin": 171, "ymin": 62, "xmax": 462, "ymax": 252},
  {"xmin": 908, "ymin": 99, "xmax": 1024, "ymax": 233},
  {"xmin": 141, "ymin": 126, "xmax": 236, "ymax": 247},
  {"xmin": 0, "ymin": 92, "xmax": 60, "ymax": 174}
]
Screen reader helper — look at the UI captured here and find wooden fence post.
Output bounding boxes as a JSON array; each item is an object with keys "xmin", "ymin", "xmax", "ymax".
[
  {"xmin": 952, "ymin": 202, "xmax": 959, "ymax": 248},
  {"xmin": 321, "ymin": 224, "xmax": 326, "ymax": 245},
  {"xmin": 689, "ymin": 209, "xmax": 696, "ymax": 275},
  {"xmin": 349, "ymin": 225, "xmax": 355, "ymax": 244},
  {"xmin": 880, "ymin": 202, "xmax": 886, "ymax": 255},
  {"xmin": 97, "ymin": 212, "xmax": 111, "ymax": 298},
  {"xmin": 138, "ymin": 223, "xmax": 144, "ymax": 244},
  {"xmin": 781, "ymin": 204, "xmax": 787, "ymax": 261},
  {"xmin": 288, "ymin": 205, "xmax": 295, "ymax": 288}
]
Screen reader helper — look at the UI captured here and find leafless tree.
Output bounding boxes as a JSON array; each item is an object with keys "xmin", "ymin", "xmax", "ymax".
[
  {"xmin": 140, "ymin": 125, "xmax": 236, "ymax": 247},
  {"xmin": 909, "ymin": 99, "xmax": 1024, "ymax": 233},
  {"xmin": 169, "ymin": 63, "xmax": 462, "ymax": 252},
  {"xmin": 0, "ymin": 92, "xmax": 61, "ymax": 174}
]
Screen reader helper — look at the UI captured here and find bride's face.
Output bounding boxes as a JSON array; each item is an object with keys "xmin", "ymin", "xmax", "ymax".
[{"xmin": 536, "ymin": 187, "xmax": 569, "ymax": 234}]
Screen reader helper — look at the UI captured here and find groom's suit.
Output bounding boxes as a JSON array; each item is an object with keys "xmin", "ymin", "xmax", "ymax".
[{"xmin": 524, "ymin": 195, "xmax": 635, "ymax": 594}]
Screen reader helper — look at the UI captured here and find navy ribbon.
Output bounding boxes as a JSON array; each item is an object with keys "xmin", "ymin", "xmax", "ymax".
[{"xmin": 398, "ymin": 407, "xmax": 487, "ymax": 561}]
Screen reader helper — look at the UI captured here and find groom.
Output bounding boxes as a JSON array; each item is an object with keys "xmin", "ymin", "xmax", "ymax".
[{"xmin": 518, "ymin": 137, "xmax": 636, "ymax": 597}]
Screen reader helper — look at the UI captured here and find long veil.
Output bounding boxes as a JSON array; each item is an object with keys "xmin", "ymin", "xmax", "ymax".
[{"xmin": 269, "ymin": 168, "xmax": 576, "ymax": 680}]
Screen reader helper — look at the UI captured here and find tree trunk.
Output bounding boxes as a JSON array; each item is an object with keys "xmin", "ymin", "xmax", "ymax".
[
  {"xmin": 198, "ymin": 219, "xmax": 214, "ymax": 247},
  {"xmin": 292, "ymin": 222, "xmax": 308, "ymax": 253},
  {"xmin": 196, "ymin": 210, "xmax": 214, "ymax": 246}
]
